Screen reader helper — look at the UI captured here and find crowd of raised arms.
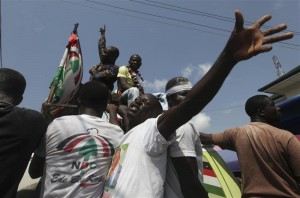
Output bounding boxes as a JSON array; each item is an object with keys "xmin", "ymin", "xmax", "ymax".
[{"xmin": 0, "ymin": 10, "xmax": 299, "ymax": 198}]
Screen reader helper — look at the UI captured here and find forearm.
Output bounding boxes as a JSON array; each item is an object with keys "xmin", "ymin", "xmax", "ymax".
[
  {"xmin": 199, "ymin": 132, "xmax": 215, "ymax": 145},
  {"xmin": 159, "ymin": 51, "xmax": 237, "ymax": 139},
  {"xmin": 29, "ymin": 154, "xmax": 45, "ymax": 179},
  {"xmin": 182, "ymin": 50, "xmax": 236, "ymax": 118},
  {"xmin": 119, "ymin": 79, "xmax": 133, "ymax": 92}
]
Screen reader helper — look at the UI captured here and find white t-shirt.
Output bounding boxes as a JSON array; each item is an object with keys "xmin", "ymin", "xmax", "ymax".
[
  {"xmin": 164, "ymin": 121, "xmax": 203, "ymax": 198},
  {"xmin": 102, "ymin": 117, "xmax": 173, "ymax": 198},
  {"xmin": 39, "ymin": 114, "xmax": 123, "ymax": 198}
]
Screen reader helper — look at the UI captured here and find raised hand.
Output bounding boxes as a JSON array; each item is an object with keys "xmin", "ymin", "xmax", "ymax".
[
  {"xmin": 100, "ymin": 25, "xmax": 106, "ymax": 35},
  {"xmin": 224, "ymin": 10, "xmax": 294, "ymax": 62}
]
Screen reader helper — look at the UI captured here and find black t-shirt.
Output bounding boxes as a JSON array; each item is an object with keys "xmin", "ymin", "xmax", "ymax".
[{"xmin": 0, "ymin": 105, "xmax": 48, "ymax": 198}]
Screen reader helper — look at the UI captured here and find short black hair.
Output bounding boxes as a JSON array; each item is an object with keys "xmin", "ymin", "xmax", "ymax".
[
  {"xmin": 78, "ymin": 81, "xmax": 109, "ymax": 110},
  {"xmin": 0, "ymin": 68, "xmax": 26, "ymax": 97},
  {"xmin": 165, "ymin": 76, "xmax": 190, "ymax": 91},
  {"xmin": 129, "ymin": 54, "xmax": 141, "ymax": 61},
  {"xmin": 107, "ymin": 46, "xmax": 119, "ymax": 61},
  {"xmin": 245, "ymin": 95, "xmax": 270, "ymax": 117}
]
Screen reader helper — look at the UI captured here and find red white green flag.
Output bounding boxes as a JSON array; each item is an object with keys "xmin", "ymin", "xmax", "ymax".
[{"xmin": 43, "ymin": 24, "xmax": 83, "ymax": 120}]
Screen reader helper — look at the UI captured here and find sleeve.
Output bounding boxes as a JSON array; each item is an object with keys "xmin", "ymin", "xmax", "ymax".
[
  {"xmin": 143, "ymin": 118, "xmax": 174, "ymax": 156},
  {"xmin": 212, "ymin": 128, "xmax": 237, "ymax": 150},
  {"xmin": 287, "ymin": 135, "xmax": 300, "ymax": 177},
  {"xmin": 169, "ymin": 123, "xmax": 199, "ymax": 158},
  {"xmin": 93, "ymin": 65, "xmax": 119, "ymax": 79},
  {"xmin": 117, "ymin": 66, "xmax": 128, "ymax": 78},
  {"xmin": 34, "ymin": 135, "xmax": 46, "ymax": 157}
]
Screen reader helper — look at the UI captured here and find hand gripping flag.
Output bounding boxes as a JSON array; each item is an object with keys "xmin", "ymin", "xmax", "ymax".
[{"xmin": 43, "ymin": 23, "xmax": 83, "ymax": 120}]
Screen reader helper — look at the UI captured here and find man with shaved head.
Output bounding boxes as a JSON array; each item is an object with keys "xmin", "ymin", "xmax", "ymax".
[
  {"xmin": 0, "ymin": 68, "xmax": 48, "ymax": 198},
  {"xmin": 102, "ymin": 10, "xmax": 294, "ymax": 198}
]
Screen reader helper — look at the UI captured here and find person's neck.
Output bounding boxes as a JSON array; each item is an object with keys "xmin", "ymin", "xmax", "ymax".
[
  {"xmin": 128, "ymin": 66, "xmax": 137, "ymax": 72},
  {"xmin": 250, "ymin": 117, "xmax": 269, "ymax": 124},
  {"xmin": 128, "ymin": 118, "xmax": 142, "ymax": 131},
  {"xmin": 79, "ymin": 107, "xmax": 103, "ymax": 118}
]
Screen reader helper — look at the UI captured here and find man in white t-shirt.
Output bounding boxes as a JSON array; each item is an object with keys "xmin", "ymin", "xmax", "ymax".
[
  {"xmin": 102, "ymin": 10, "xmax": 293, "ymax": 198},
  {"xmin": 29, "ymin": 81, "xmax": 123, "ymax": 198},
  {"xmin": 164, "ymin": 77, "xmax": 208, "ymax": 198}
]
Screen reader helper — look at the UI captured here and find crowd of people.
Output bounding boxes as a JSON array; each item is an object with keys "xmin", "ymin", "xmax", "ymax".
[{"xmin": 0, "ymin": 10, "xmax": 299, "ymax": 198}]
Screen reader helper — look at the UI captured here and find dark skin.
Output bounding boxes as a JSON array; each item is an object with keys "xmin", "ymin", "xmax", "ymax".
[
  {"xmin": 157, "ymin": 10, "xmax": 293, "ymax": 140},
  {"xmin": 126, "ymin": 10, "xmax": 293, "ymax": 194},
  {"xmin": 200, "ymin": 97, "xmax": 300, "ymax": 184},
  {"xmin": 118, "ymin": 55, "xmax": 144, "ymax": 93},
  {"xmin": 200, "ymin": 98, "xmax": 282, "ymax": 145},
  {"xmin": 166, "ymin": 89, "xmax": 208, "ymax": 197}
]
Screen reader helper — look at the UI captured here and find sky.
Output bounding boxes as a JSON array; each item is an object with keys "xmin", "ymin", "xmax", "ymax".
[{"xmin": 1, "ymin": 0, "xmax": 300, "ymax": 160}]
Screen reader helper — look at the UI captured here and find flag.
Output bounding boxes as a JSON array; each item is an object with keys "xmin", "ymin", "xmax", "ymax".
[{"xmin": 43, "ymin": 23, "xmax": 83, "ymax": 120}]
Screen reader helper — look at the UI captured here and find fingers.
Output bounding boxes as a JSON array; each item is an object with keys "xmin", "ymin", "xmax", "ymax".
[
  {"xmin": 263, "ymin": 32, "xmax": 294, "ymax": 44},
  {"xmin": 234, "ymin": 10, "xmax": 244, "ymax": 32},
  {"xmin": 263, "ymin": 24, "xmax": 287, "ymax": 36},
  {"xmin": 254, "ymin": 14, "xmax": 272, "ymax": 28}
]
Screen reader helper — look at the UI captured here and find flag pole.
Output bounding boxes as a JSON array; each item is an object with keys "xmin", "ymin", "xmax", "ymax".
[{"xmin": 45, "ymin": 23, "xmax": 79, "ymax": 105}]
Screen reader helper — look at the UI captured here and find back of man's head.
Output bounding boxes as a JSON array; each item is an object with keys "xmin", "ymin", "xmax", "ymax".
[
  {"xmin": 165, "ymin": 76, "xmax": 192, "ymax": 94},
  {"xmin": 107, "ymin": 46, "xmax": 119, "ymax": 62},
  {"xmin": 245, "ymin": 95, "xmax": 270, "ymax": 117},
  {"xmin": 0, "ymin": 68, "xmax": 26, "ymax": 105},
  {"xmin": 78, "ymin": 81, "xmax": 109, "ymax": 111}
]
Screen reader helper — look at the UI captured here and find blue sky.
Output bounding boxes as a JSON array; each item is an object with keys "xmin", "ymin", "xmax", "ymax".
[{"xmin": 2, "ymin": 0, "xmax": 300, "ymax": 138}]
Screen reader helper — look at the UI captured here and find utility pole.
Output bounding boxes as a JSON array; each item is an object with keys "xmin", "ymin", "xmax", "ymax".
[{"xmin": 272, "ymin": 55, "xmax": 285, "ymax": 77}]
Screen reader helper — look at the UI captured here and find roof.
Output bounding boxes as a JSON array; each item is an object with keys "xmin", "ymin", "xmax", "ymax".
[{"xmin": 258, "ymin": 65, "xmax": 300, "ymax": 101}]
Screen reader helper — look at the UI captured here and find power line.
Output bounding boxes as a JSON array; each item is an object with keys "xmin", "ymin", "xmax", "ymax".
[
  {"xmin": 63, "ymin": 0, "xmax": 229, "ymax": 37},
  {"xmin": 85, "ymin": 0, "xmax": 231, "ymax": 33},
  {"xmin": 130, "ymin": 0, "xmax": 235, "ymax": 24},
  {"xmin": 130, "ymin": 0, "xmax": 300, "ymax": 48},
  {"xmin": 76, "ymin": 0, "xmax": 300, "ymax": 50},
  {"xmin": 144, "ymin": 0, "xmax": 300, "ymax": 36}
]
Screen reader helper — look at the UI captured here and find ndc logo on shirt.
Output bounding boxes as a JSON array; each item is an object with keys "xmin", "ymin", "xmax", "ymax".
[{"xmin": 57, "ymin": 128, "xmax": 115, "ymax": 173}]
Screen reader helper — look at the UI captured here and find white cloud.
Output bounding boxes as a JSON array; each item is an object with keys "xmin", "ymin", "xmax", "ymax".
[
  {"xmin": 181, "ymin": 62, "xmax": 212, "ymax": 81},
  {"xmin": 143, "ymin": 62, "xmax": 213, "ymax": 93},
  {"xmin": 190, "ymin": 113, "xmax": 211, "ymax": 131},
  {"xmin": 197, "ymin": 64, "xmax": 211, "ymax": 76},
  {"xmin": 181, "ymin": 65, "xmax": 193, "ymax": 78},
  {"xmin": 143, "ymin": 79, "xmax": 167, "ymax": 92}
]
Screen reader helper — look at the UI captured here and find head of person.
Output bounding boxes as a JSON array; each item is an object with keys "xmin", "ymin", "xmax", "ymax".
[
  {"xmin": 77, "ymin": 81, "xmax": 109, "ymax": 115},
  {"xmin": 0, "ymin": 68, "xmax": 26, "ymax": 105},
  {"xmin": 165, "ymin": 77, "xmax": 192, "ymax": 108},
  {"xmin": 128, "ymin": 54, "xmax": 142, "ymax": 72},
  {"xmin": 245, "ymin": 94, "xmax": 281, "ymax": 124},
  {"xmin": 101, "ymin": 46, "xmax": 119, "ymax": 65},
  {"xmin": 127, "ymin": 94, "xmax": 163, "ymax": 128}
]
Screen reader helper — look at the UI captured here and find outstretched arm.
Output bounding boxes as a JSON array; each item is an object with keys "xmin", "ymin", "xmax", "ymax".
[
  {"xmin": 199, "ymin": 132, "xmax": 214, "ymax": 145},
  {"xmin": 157, "ymin": 10, "xmax": 293, "ymax": 139}
]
